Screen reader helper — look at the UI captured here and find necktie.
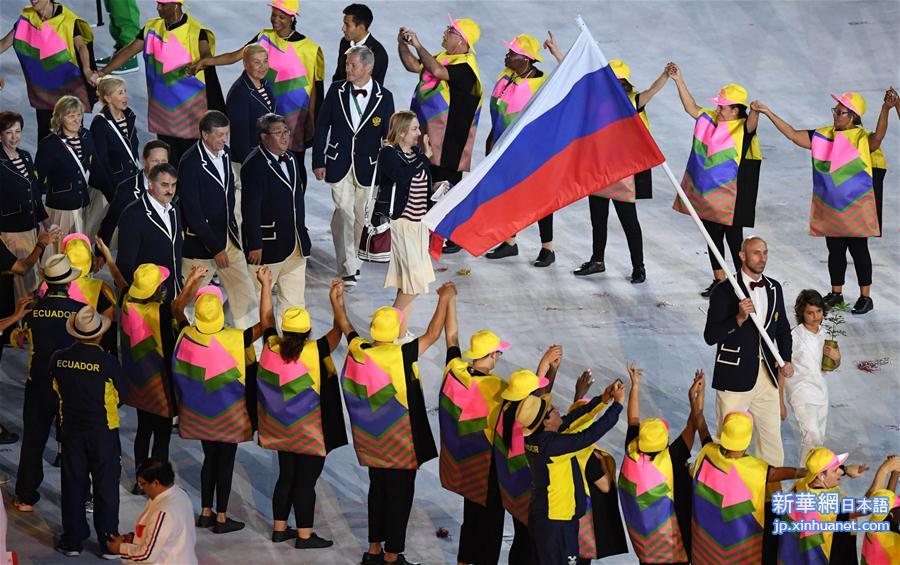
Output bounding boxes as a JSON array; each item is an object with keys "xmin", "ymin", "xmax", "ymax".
[
  {"xmin": 279, "ymin": 154, "xmax": 291, "ymax": 163},
  {"xmin": 749, "ymin": 280, "xmax": 766, "ymax": 290},
  {"xmin": 352, "ymin": 88, "xmax": 367, "ymax": 97}
]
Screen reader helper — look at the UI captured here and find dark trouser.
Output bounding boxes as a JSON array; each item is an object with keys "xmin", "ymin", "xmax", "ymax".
[
  {"xmin": 588, "ymin": 195, "xmax": 643, "ymax": 267},
  {"xmin": 509, "ymin": 517, "xmax": 538, "ymax": 565},
  {"xmin": 60, "ymin": 427, "xmax": 120, "ymax": 550},
  {"xmin": 133, "ymin": 409, "xmax": 172, "ymax": 476},
  {"xmin": 702, "ymin": 219, "xmax": 743, "ymax": 272},
  {"xmin": 825, "ymin": 236, "xmax": 872, "ymax": 287},
  {"xmin": 529, "ymin": 514, "xmax": 578, "ymax": 565},
  {"xmin": 200, "ymin": 440, "xmax": 238, "ymax": 513},
  {"xmin": 537, "ymin": 215, "xmax": 553, "ymax": 244},
  {"xmin": 272, "ymin": 451, "xmax": 326, "ymax": 527},
  {"xmin": 15, "ymin": 380, "xmax": 58, "ymax": 505},
  {"xmin": 457, "ymin": 464, "xmax": 504, "ymax": 565},
  {"xmin": 368, "ymin": 467, "xmax": 416, "ymax": 554},
  {"xmin": 157, "ymin": 135, "xmax": 197, "ymax": 168},
  {"xmin": 36, "ymin": 109, "xmax": 52, "ymax": 142}
]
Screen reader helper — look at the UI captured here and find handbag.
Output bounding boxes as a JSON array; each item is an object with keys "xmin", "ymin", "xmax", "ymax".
[{"xmin": 358, "ymin": 147, "xmax": 393, "ymax": 263}]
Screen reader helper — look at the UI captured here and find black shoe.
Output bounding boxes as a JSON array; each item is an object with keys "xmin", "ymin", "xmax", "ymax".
[
  {"xmin": 342, "ymin": 275, "xmax": 358, "ymax": 288},
  {"xmin": 573, "ymin": 261, "xmax": 605, "ymax": 276},
  {"xmin": 442, "ymin": 240, "xmax": 462, "ymax": 254},
  {"xmin": 630, "ymin": 265, "xmax": 646, "ymax": 284},
  {"xmin": 361, "ymin": 552, "xmax": 385, "ymax": 564},
  {"xmin": 295, "ymin": 532, "xmax": 333, "ymax": 549},
  {"xmin": 130, "ymin": 483, "xmax": 144, "ymax": 496},
  {"xmin": 533, "ymin": 248, "xmax": 555, "ymax": 268},
  {"xmin": 0, "ymin": 426, "xmax": 18, "ymax": 444},
  {"xmin": 823, "ymin": 291, "xmax": 845, "ymax": 309},
  {"xmin": 196, "ymin": 514, "xmax": 215, "ymax": 528},
  {"xmin": 386, "ymin": 555, "xmax": 420, "ymax": 565},
  {"xmin": 55, "ymin": 540, "xmax": 82, "ymax": 557},
  {"xmin": 272, "ymin": 528, "xmax": 298, "ymax": 543},
  {"xmin": 51, "ymin": 452, "xmax": 62, "ymax": 467},
  {"xmin": 485, "ymin": 242, "xmax": 518, "ymax": 259},
  {"xmin": 700, "ymin": 279, "xmax": 721, "ymax": 298},
  {"xmin": 212, "ymin": 517, "xmax": 245, "ymax": 534},
  {"xmin": 851, "ymin": 296, "xmax": 874, "ymax": 315}
]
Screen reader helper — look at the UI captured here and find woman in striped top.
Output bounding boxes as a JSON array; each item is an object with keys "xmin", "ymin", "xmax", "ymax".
[
  {"xmin": 90, "ymin": 76, "xmax": 140, "ymax": 199},
  {"xmin": 374, "ymin": 110, "xmax": 436, "ymax": 338}
]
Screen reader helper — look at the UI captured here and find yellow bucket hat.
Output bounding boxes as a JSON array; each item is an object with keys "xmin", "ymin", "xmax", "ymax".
[
  {"xmin": 831, "ymin": 92, "xmax": 866, "ymax": 117},
  {"xmin": 448, "ymin": 14, "xmax": 480, "ymax": 52},
  {"xmin": 128, "ymin": 264, "xmax": 170, "ymax": 300},
  {"xmin": 709, "ymin": 83, "xmax": 748, "ymax": 107},
  {"xmin": 515, "ymin": 393, "xmax": 552, "ymax": 436},
  {"xmin": 62, "ymin": 233, "xmax": 92, "ymax": 276},
  {"xmin": 503, "ymin": 34, "xmax": 543, "ymax": 62},
  {"xmin": 370, "ymin": 306, "xmax": 402, "ymax": 343},
  {"xmin": 282, "ymin": 307, "xmax": 311, "ymax": 333},
  {"xmin": 720, "ymin": 410, "xmax": 753, "ymax": 451},
  {"xmin": 609, "ymin": 59, "xmax": 632, "ymax": 86},
  {"xmin": 268, "ymin": 0, "xmax": 299, "ymax": 16},
  {"xmin": 463, "ymin": 329, "xmax": 510, "ymax": 360},
  {"xmin": 638, "ymin": 418, "xmax": 670, "ymax": 453},
  {"xmin": 501, "ymin": 369, "xmax": 549, "ymax": 401},
  {"xmin": 194, "ymin": 288, "xmax": 224, "ymax": 334}
]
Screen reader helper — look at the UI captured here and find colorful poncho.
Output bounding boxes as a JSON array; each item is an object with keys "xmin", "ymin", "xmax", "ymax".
[
  {"xmin": 691, "ymin": 443, "xmax": 769, "ymax": 565},
  {"xmin": 256, "ymin": 30, "xmax": 324, "ymax": 153},
  {"xmin": 861, "ymin": 492, "xmax": 900, "ymax": 565},
  {"xmin": 777, "ymin": 483, "xmax": 842, "ymax": 564},
  {"xmin": 594, "ymin": 91, "xmax": 652, "ymax": 203},
  {"xmin": 144, "ymin": 15, "xmax": 214, "ymax": 139},
  {"xmin": 494, "ymin": 399, "xmax": 533, "ymax": 524},
  {"xmin": 808, "ymin": 126, "xmax": 879, "ymax": 237},
  {"xmin": 13, "ymin": 4, "xmax": 93, "ymax": 110},
  {"xmin": 172, "ymin": 325, "xmax": 252, "ymax": 443},
  {"xmin": 120, "ymin": 299, "xmax": 173, "ymax": 418},
  {"xmin": 438, "ymin": 358, "xmax": 505, "ymax": 506},
  {"xmin": 411, "ymin": 51, "xmax": 482, "ymax": 172},
  {"xmin": 673, "ymin": 110, "xmax": 761, "ymax": 226},
  {"xmin": 618, "ymin": 439, "xmax": 688, "ymax": 563},
  {"xmin": 488, "ymin": 68, "xmax": 546, "ymax": 144},
  {"xmin": 257, "ymin": 337, "xmax": 346, "ymax": 455}
]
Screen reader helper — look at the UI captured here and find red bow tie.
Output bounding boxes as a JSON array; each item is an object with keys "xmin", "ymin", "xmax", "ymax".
[
  {"xmin": 749, "ymin": 280, "xmax": 766, "ymax": 290},
  {"xmin": 279, "ymin": 154, "xmax": 291, "ymax": 163},
  {"xmin": 352, "ymin": 88, "xmax": 367, "ymax": 97}
]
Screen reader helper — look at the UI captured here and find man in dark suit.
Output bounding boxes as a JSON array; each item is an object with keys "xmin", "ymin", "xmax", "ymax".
[
  {"xmin": 241, "ymin": 113, "xmax": 311, "ymax": 314},
  {"xmin": 97, "ymin": 140, "xmax": 170, "ymax": 249},
  {"xmin": 313, "ymin": 45, "xmax": 394, "ymax": 287},
  {"xmin": 117, "ymin": 163, "xmax": 183, "ymax": 299},
  {"xmin": 332, "ymin": 4, "xmax": 388, "ymax": 85},
  {"xmin": 178, "ymin": 111, "xmax": 256, "ymax": 328},
  {"xmin": 704, "ymin": 236, "xmax": 793, "ymax": 466}
]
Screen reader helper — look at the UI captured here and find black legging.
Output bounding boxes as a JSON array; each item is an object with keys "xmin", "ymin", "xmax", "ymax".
[
  {"xmin": 200, "ymin": 440, "xmax": 238, "ymax": 513},
  {"xmin": 537, "ymin": 214, "xmax": 553, "ymax": 244},
  {"xmin": 272, "ymin": 451, "xmax": 326, "ymax": 527},
  {"xmin": 702, "ymin": 219, "xmax": 743, "ymax": 272},
  {"xmin": 368, "ymin": 467, "xmax": 417, "ymax": 554},
  {"xmin": 825, "ymin": 236, "xmax": 872, "ymax": 287},
  {"xmin": 133, "ymin": 410, "xmax": 172, "ymax": 476},
  {"xmin": 588, "ymin": 196, "xmax": 643, "ymax": 267}
]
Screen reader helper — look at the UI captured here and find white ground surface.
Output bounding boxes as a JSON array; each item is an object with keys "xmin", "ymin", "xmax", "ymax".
[{"xmin": 1, "ymin": 1, "xmax": 899, "ymax": 563}]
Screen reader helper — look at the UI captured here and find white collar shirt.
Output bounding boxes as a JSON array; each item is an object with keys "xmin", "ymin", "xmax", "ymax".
[
  {"xmin": 148, "ymin": 195, "xmax": 174, "ymax": 235},
  {"xmin": 349, "ymin": 78, "xmax": 373, "ymax": 130}
]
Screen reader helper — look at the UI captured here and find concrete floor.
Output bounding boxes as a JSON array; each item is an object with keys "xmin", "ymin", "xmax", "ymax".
[{"xmin": 1, "ymin": 0, "xmax": 899, "ymax": 563}]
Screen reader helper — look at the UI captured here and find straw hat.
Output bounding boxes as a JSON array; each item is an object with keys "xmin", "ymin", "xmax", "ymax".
[
  {"xmin": 66, "ymin": 305, "xmax": 111, "ymax": 339},
  {"xmin": 41, "ymin": 254, "xmax": 81, "ymax": 284},
  {"xmin": 515, "ymin": 393, "xmax": 552, "ymax": 436}
]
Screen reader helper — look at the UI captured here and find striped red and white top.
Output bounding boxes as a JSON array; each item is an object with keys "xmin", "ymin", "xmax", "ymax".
[
  {"xmin": 10, "ymin": 154, "xmax": 29, "ymax": 176},
  {"xmin": 400, "ymin": 169, "xmax": 429, "ymax": 221},
  {"xmin": 64, "ymin": 135, "xmax": 83, "ymax": 161},
  {"xmin": 257, "ymin": 85, "xmax": 274, "ymax": 110}
]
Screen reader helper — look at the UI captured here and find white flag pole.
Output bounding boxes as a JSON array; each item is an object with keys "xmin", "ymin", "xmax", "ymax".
[{"xmin": 660, "ymin": 161, "xmax": 786, "ymax": 368}]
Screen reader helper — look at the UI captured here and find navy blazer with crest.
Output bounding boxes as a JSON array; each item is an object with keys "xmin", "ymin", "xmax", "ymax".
[
  {"xmin": 0, "ymin": 148, "xmax": 48, "ymax": 233},
  {"xmin": 89, "ymin": 106, "xmax": 140, "ymax": 193},
  {"xmin": 34, "ymin": 129, "xmax": 110, "ymax": 210},
  {"xmin": 177, "ymin": 141, "xmax": 241, "ymax": 260},
  {"xmin": 226, "ymin": 71, "xmax": 277, "ymax": 163},
  {"xmin": 704, "ymin": 274, "xmax": 793, "ymax": 392},
  {"xmin": 240, "ymin": 146, "xmax": 310, "ymax": 264},
  {"xmin": 117, "ymin": 191, "xmax": 183, "ymax": 298},
  {"xmin": 312, "ymin": 79, "xmax": 394, "ymax": 187}
]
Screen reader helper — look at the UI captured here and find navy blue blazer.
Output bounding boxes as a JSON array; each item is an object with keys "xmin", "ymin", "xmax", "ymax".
[
  {"xmin": 89, "ymin": 106, "xmax": 140, "ymax": 193},
  {"xmin": 34, "ymin": 129, "xmax": 110, "ymax": 210},
  {"xmin": 117, "ymin": 191, "xmax": 183, "ymax": 298},
  {"xmin": 703, "ymin": 275, "xmax": 793, "ymax": 392},
  {"xmin": 312, "ymin": 79, "xmax": 393, "ymax": 187},
  {"xmin": 226, "ymin": 72, "xmax": 276, "ymax": 163},
  {"xmin": 0, "ymin": 148, "xmax": 48, "ymax": 233},
  {"xmin": 177, "ymin": 142, "xmax": 241, "ymax": 260},
  {"xmin": 240, "ymin": 147, "xmax": 310, "ymax": 264},
  {"xmin": 373, "ymin": 145, "xmax": 432, "ymax": 221},
  {"xmin": 97, "ymin": 173, "xmax": 145, "ymax": 248}
]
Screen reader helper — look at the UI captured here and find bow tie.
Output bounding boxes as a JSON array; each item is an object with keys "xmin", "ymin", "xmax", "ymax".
[
  {"xmin": 352, "ymin": 88, "xmax": 367, "ymax": 97},
  {"xmin": 278, "ymin": 154, "xmax": 291, "ymax": 163},
  {"xmin": 749, "ymin": 280, "xmax": 766, "ymax": 290}
]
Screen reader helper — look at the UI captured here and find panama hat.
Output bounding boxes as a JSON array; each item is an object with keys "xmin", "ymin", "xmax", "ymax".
[
  {"xmin": 516, "ymin": 393, "xmax": 552, "ymax": 436},
  {"xmin": 41, "ymin": 254, "xmax": 81, "ymax": 284},
  {"xmin": 66, "ymin": 305, "xmax": 111, "ymax": 339}
]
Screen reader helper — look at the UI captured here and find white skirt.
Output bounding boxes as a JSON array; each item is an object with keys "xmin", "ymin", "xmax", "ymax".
[{"xmin": 384, "ymin": 218, "xmax": 435, "ymax": 295}]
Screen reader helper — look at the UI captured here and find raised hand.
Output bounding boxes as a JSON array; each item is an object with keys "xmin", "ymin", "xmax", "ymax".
[
  {"xmin": 574, "ymin": 369, "xmax": 594, "ymax": 401},
  {"xmin": 750, "ymin": 100, "xmax": 769, "ymax": 115},
  {"xmin": 665, "ymin": 62, "xmax": 681, "ymax": 80},
  {"xmin": 626, "ymin": 362, "xmax": 643, "ymax": 382},
  {"xmin": 256, "ymin": 265, "xmax": 272, "ymax": 286}
]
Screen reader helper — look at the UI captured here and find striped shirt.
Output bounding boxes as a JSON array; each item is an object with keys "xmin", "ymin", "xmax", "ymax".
[
  {"xmin": 118, "ymin": 485, "xmax": 198, "ymax": 564},
  {"xmin": 64, "ymin": 135, "xmax": 83, "ymax": 161},
  {"xmin": 257, "ymin": 85, "xmax": 274, "ymax": 110},
  {"xmin": 400, "ymin": 169, "xmax": 429, "ymax": 221},
  {"xmin": 10, "ymin": 154, "xmax": 29, "ymax": 177},
  {"xmin": 114, "ymin": 115, "xmax": 131, "ymax": 142}
]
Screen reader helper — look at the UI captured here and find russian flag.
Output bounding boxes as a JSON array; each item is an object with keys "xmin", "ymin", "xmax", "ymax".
[{"xmin": 423, "ymin": 19, "xmax": 664, "ymax": 257}]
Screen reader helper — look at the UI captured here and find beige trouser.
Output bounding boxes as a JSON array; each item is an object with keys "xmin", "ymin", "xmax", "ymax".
[
  {"xmin": 232, "ymin": 162, "xmax": 243, "ymax": 239},
  {"xmin": 250, "ymin": 243, "xmax": 307, "ymax": 328},
  {"xmin": 330, "ymin": 170, "xmax": 369, "ymax": 278},
  {"xmin": 1, "ymin": 230, "xmax": 38, "ymax": 299},
  {"xmin": 183, "ymin": 238, "xmax": 257, "ymax": 329},
  {"xmin": 82, "ymin": 187, "xmax": 109, "ymax": 239},
  {"xmin": 716, "ymin": 361, "xmax": 785, "ymax": 467}
]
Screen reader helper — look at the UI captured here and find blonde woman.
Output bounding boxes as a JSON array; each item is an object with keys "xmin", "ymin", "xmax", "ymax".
[
  {"xmin": 374, "ymin": 111, "xmax": 436, "ymax": 337},
  {"xmin": 34, "ymin": 96, "xmax": 109, "ymax": 239},
  {"xmin": 90, "ymin": 76, "xmax": 139, "ymax": 193}
]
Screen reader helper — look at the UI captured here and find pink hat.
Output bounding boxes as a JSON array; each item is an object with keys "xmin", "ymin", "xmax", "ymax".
[
  {"xmin": 830, "ymin": 92, "xmax": 867, "ymax": 117},
  {"xmin": 194, "ymin": 284, "xmax": 223, "ymax": 303},
  {"xmin": 268, "ymin": 0, "xmax": 299, "ymax": 16},
  {"xmin": 62, "ymin": 233, "xmax": 91, "ymax": 250}
]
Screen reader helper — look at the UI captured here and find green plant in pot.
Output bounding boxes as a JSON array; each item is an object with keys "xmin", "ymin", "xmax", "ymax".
[{"xmin": 821, "ymin": 306, "xmax": 846, "ymax": 372}]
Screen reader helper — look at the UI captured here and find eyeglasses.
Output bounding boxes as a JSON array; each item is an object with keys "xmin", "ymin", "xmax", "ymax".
[
  {"xmin": 832, "ymin": 108, "xmax": 851, "ymax": 117},
  {"xmin": 266, "ymin": 128, "xmax": 292, "ymax": 137}
]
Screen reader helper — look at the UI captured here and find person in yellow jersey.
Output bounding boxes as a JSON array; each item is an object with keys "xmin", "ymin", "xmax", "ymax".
[
  {"xmin": 862, "ymin": 455, "xmax": 900, "ymax": 565},
  {"xmin": 50, "ymin": 305, "xmax": 123, "ymax": 558}
]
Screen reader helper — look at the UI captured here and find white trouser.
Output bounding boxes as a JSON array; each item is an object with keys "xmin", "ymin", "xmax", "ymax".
[
  {"xmin": 791, "ymin": 402, "xmax": 828, "ymax": 465},
  {"xmin": 715, "ymin": 361, "xmax": 785, "ymax": 466},
  {"xmin": 183, "ymin": 238, "xmax": 257, "ymax": 329},
  {"xmin": 330, "ymin": 170, "xmax": 369, "ymax": 278}
]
